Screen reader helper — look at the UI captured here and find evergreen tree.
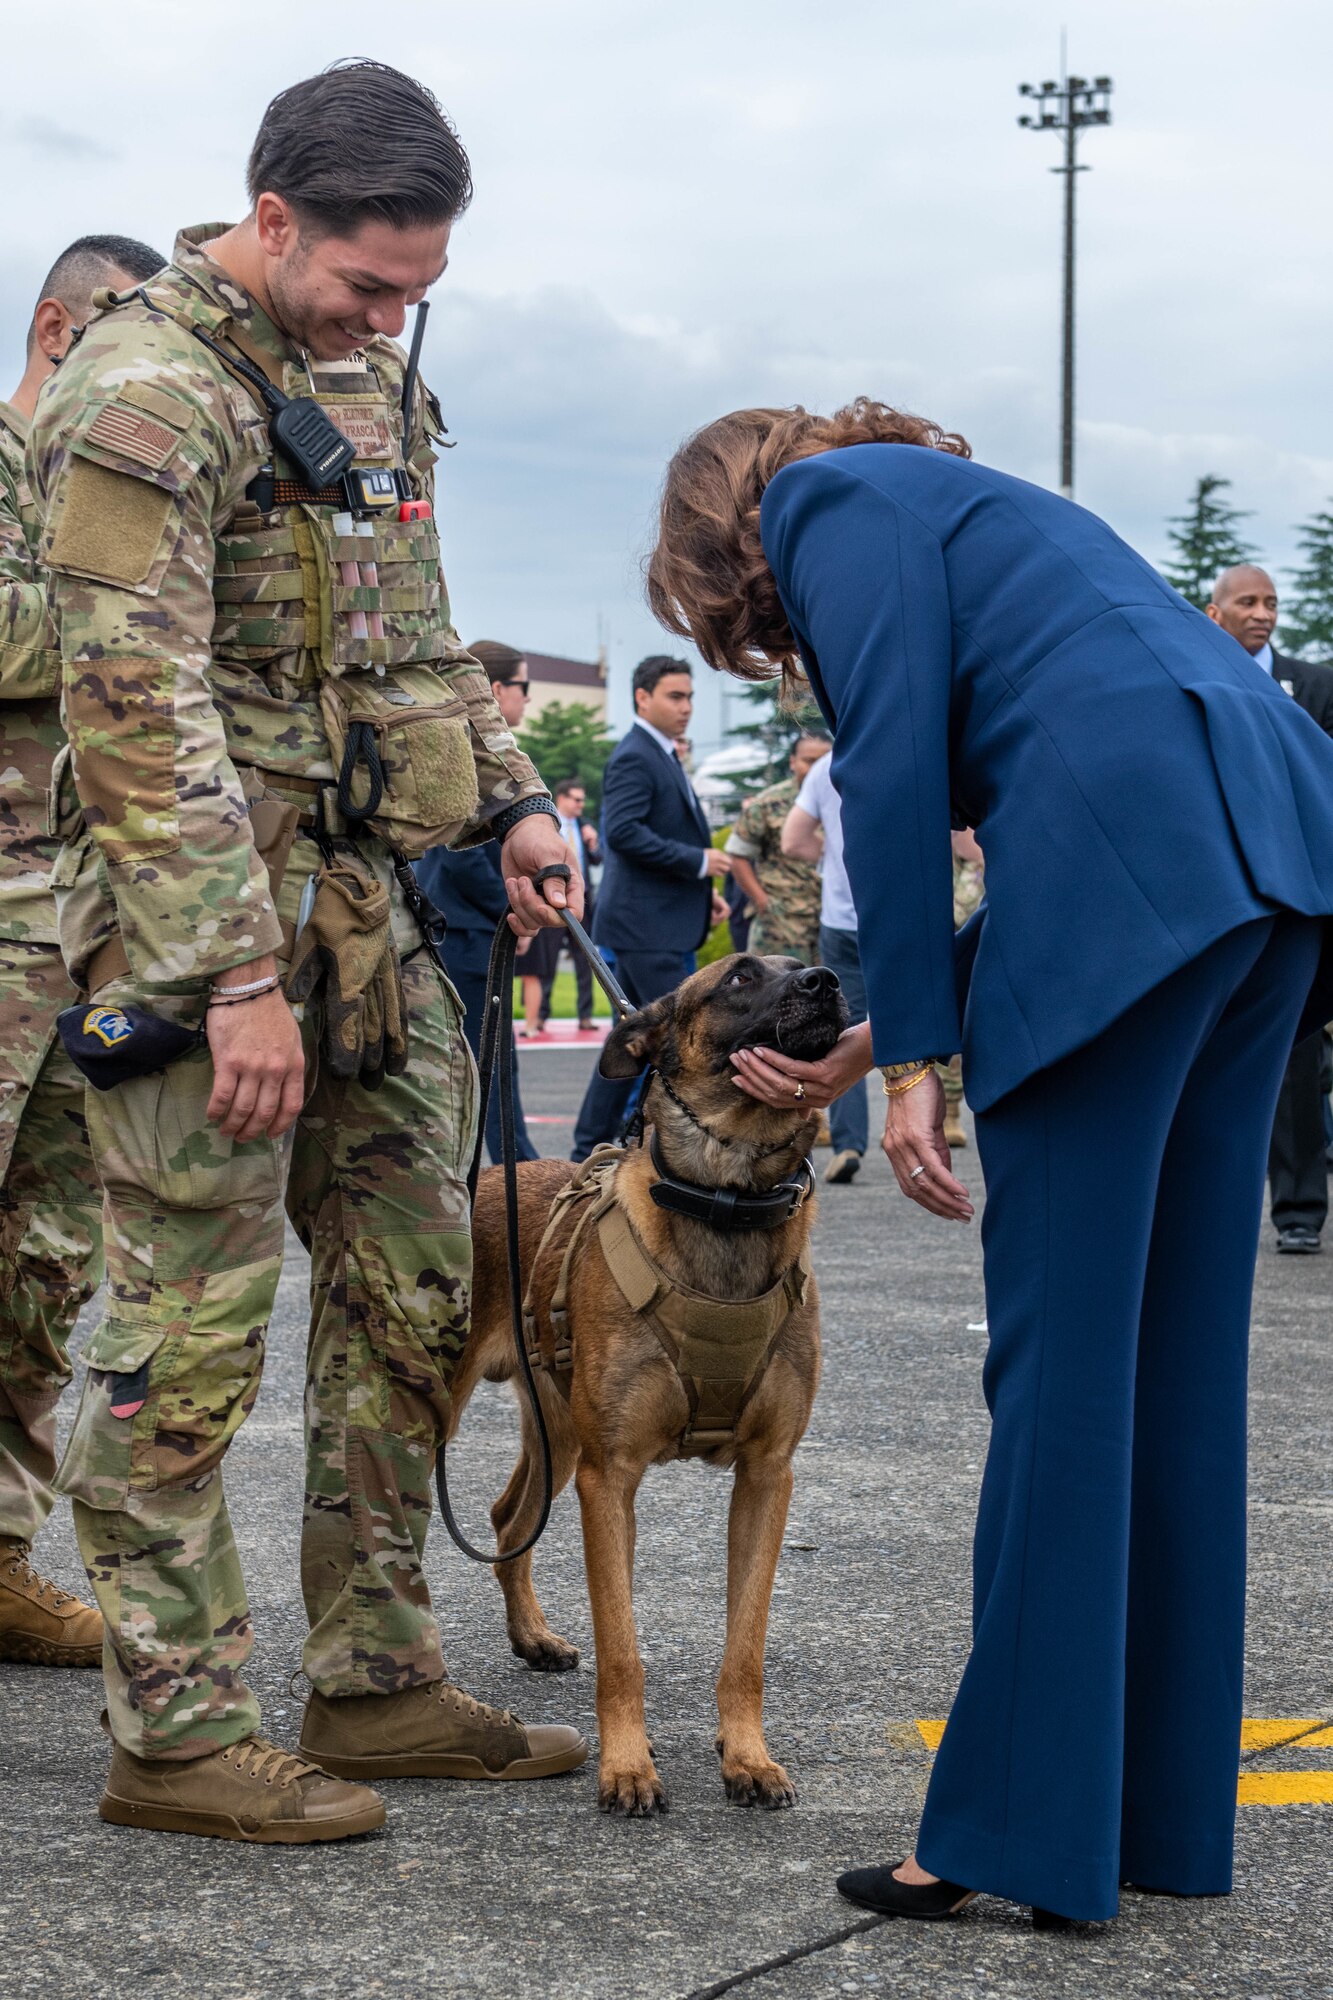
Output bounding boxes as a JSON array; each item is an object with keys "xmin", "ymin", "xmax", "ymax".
[
  {"xmin": 518, "ymin": 700, "xmax": 616, "ymax": 814},
  {"xmin": 724, "ymin": 681, "xmax": 825, "ymax": 801},
  {"xmin": 1163, "ymin": 475, "xmax": 1255, "ymax": 610},
  {"xmin": 1283, "ymin": 505, "xmax": 1333, "ymax": 660}
]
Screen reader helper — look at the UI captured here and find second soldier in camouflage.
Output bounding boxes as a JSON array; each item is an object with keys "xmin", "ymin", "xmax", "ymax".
[
  {"xmin": 0, "ymin": 234, "xmax": 164, "ymax": 1671},
  {"xmin": 724, "ymin": 733, "xmax": 831, "ymax": 964}
]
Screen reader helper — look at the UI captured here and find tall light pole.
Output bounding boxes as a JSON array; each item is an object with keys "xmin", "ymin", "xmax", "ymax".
[{"xmin": 1018, "ymin": 65, "xmax": 1113, "ymax": 498}]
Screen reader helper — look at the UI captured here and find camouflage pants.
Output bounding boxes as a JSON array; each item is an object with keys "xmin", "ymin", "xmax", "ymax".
[
  {"xmin": 0, "ymin": 941, "xmax": 103, "ymax": 1544},
  {"xmin": 56, "ymin": 949, "xmax": 477, "ymax": 1759},
  {"xmin": 938, "ymin": 1053, "xmax": 965, "ymax": 1107}
]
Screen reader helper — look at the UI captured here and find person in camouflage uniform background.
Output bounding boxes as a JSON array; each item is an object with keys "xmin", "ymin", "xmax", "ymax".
[
  {"xmin": 724, "ymin": 732, "xmax": 831, "ymax": 963},
  {"xmin": 938, "ymin": 827, "xmax": 986, "ymax": 1149},
  {"xmin": 29, "ymin": 65, "xmax": 585, "ymax": 1842},
  {"xmin": 0, "ymin": 235, "xmax": 165, "ymax": 1669}
]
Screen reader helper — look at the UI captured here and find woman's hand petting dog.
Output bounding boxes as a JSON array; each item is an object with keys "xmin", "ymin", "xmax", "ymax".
[
  {"xmin": 732, "ymin": 1024, "xmax": 973, "ymax": 1223},
  {"xmin": 729, "ymin": 1020, "xmax": 873, "ymax": 1108}
]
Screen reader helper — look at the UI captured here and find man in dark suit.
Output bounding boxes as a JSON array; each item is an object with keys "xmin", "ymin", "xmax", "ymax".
[
  {"xmin": 570, "ymin": 656, "xmax": 728, "ymax": 1159},
  {"xmin": 414, "ymin": 842, "xmax": 540, "ymax": 1166},
  {"xmin": 415, "ymin": 638, "xmax": 542, "ymax": 1165},
  {"xmin": 1208, "ymin": 563, "xmax": 1333, "ymax": 1252}
]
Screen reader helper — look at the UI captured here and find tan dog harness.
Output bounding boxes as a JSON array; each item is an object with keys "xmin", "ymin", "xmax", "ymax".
[{"xmin": 523, "ymin": 1148, "xmax": 811, "ymax": 1456}]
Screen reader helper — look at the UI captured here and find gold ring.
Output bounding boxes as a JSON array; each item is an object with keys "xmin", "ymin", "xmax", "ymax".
[{"xmin": 794, "ymin": 1083, "xmax": 806, "ymax": 1101}]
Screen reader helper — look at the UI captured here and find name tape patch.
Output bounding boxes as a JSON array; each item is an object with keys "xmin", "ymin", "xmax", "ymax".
[{"xmin": 325, "ymin": 403, "xmax": 394, "ymax": 461}]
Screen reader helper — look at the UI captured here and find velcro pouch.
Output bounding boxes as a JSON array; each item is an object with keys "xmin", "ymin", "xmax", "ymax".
[{"xmin": 319, "ymin": 664, "xmax": 480, "ymax": 857}]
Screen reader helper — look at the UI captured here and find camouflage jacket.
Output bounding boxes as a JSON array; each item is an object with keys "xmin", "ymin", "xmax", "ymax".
[
  {"xmin": 28, "ymin": 224, "xmax": 545, "ymax": 991},
  {"xmin": 953, "ymin": 856, "xmax": 985, "ymax": 930},
  {"xmin": 725, "ymin": 776, "xmax": 823, "ymax": 961},
  {"xmin": 0, "ymin": 400, "xmax": 63, "ymax": 943}
]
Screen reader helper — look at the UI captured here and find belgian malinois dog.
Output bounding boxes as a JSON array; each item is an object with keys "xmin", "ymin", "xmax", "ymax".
[{"xmin": 452, "ymin": 953, "xmax": 847, "ymax": 1814}]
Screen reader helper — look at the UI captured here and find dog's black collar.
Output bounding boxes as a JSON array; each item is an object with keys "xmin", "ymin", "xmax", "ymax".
[{"xmin": 648, "ymin": 1131, "xmax": 815, "ymax": 1232}]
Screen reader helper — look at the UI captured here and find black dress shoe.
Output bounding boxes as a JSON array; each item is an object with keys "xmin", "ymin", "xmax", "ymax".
[
  {"xmin": 836, "ymin": 1862, "xmax": 1072, "ymax": 1932},
  {"xmin": 1277, "ymin": 1227, "xmax": 1322, "ymax": 1254}
]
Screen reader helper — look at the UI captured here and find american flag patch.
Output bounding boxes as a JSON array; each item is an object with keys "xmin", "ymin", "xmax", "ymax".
[{"xmin": 85, "ymin": 404, "xmax": 178, "ymax": 470}]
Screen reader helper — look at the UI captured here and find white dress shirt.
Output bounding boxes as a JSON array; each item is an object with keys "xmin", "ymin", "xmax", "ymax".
[{"xmin": 794, "ymin": 754, "xmax": 858, "ymax": 932}]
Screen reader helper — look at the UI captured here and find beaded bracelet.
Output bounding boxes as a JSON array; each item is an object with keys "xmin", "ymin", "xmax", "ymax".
[
  {"xmin": 209, "ymin": 971, "xmax": 281, "ymax": 996},
  {"xmin": 207, "ymin": 977, "xmax": 282, "ymax": 1009}
]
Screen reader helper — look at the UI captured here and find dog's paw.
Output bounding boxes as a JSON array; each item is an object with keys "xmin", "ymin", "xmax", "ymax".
[
  {"xmin": 598, "ymin": 1764, "xmax": 668, "ymax": 1816},
  {"xmin": 721, "ymin": 1758, "xmax": 797, "ymax": 1810},
  {"xmin": 512, "ymin": 1630, "xmax": 581, "ymax": 1674}
]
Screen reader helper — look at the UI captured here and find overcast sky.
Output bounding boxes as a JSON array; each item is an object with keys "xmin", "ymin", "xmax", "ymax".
[{"xmin": 5, "ymin": 1, "xmax": 1331, "ymax": 753}]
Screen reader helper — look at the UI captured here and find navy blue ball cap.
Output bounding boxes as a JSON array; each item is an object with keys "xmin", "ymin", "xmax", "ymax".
[{"xmin": 57, "ymin": 1002, "xmax": 206, "ymax": 1090}]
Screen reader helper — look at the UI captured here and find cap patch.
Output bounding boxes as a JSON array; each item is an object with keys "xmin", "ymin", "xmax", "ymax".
[{"xmin": 83, "ymin": 1007, "xmax": 134, "ymax": 1047}]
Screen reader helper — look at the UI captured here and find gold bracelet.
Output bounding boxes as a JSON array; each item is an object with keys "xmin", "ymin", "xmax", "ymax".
[{"xmin": 883, "ymin": 1066, "xmax": 933, "ymax": 1098}]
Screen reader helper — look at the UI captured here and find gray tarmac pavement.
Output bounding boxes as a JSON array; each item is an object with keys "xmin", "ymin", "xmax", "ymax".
[{"xmin": 4, "ymin": 1041, "xmax": 1331, "ymax": 2000}]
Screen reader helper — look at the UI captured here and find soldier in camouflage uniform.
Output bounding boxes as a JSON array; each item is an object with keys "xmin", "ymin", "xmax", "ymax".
[
  {"xmin": 30, "ymin": 65, "xmax": 585, "ymax": 1843},
  {"xmin": 0, "ymin": 236, "xmax": 165, "ymax": 1670},
  {"xmin": 939, "ymin": 828, "xmax": 986, "ymax": 1149},
  {"xmin": 724, "ymin": 733, "xmax": 831, "ymax": 963}
]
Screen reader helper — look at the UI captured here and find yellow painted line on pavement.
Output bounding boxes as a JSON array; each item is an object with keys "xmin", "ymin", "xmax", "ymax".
[
  {"xmin": 1239, "ymin": 1719, "xmax": 1328, "ymax": 1751},
  {"xmin": 1238, "ymin": 1772, "xmax": 1333, "ymax": 1805},
  {"xmin": 913, "ymin": 1720, "xmax": 1333, "ymax": 1804}
]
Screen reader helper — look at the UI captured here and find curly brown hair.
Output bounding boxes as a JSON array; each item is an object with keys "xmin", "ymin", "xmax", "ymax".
[{"xmin": 646, "ymin": 398, "xmax": 970, "ymax": 684}]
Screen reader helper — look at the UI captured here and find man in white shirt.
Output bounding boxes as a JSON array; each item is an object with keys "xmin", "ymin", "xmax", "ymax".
[{"xmin": 782, "ymin": 752, "xmax": 869, "ymax": 1184}]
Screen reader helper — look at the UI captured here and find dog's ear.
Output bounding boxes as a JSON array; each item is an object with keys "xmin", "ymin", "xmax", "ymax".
[{"xmin": 599, "ymin": 994, "xmax": 675, "ymax": 1079}]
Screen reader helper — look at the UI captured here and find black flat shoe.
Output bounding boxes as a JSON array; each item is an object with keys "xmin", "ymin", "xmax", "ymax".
[
  {"xmin": 837, "ymin": 1863, "xmax": 975, "ymax": 1919},
  {"xmin": 837, "ymin": 1863, "xmax": 1073, "ymax": 1934}
]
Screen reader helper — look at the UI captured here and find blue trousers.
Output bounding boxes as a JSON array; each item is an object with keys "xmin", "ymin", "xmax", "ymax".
[
  {"xmin": 915, "ymin": 915, "xmax": 1324, "ymax": 1922},
  {"xmin": 818, "ymin": 923, "xmax": 869, "ymax": 1155},
  {"xmin": 448, "ymin": 962, "xmax": 539, "ymax": 1166},
  {"xmin": 570, "ymin": 949, "xmax": 691, "ymax": 1161}
]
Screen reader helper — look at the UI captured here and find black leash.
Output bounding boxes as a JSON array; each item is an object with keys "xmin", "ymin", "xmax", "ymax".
[
  {"xmin": 435, "ymin": 907, "xmax": 553, "ymax": 1565},
  {"xmin": 433, "ymin": 862, "xmax": 630, "ymax": 1566}
]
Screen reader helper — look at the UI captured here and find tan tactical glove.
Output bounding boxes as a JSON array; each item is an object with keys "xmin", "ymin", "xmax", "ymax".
[{"xmin": 285, "ymin": 857, "xmax": 408, "ymax": 1090}]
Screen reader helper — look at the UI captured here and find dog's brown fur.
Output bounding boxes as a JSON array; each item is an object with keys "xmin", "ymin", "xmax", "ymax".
[{"xmin": 450, "ymin": 953, "xmax": 847, "ymax": 1814}]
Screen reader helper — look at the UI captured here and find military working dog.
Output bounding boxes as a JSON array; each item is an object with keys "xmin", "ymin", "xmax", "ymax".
[{"xmin": 452, "ymin": 953, "xmax": 847, "ymax": 1815}]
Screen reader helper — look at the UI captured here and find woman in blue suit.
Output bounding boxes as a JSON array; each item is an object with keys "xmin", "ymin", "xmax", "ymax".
[{"xmin": 645, "ymin": 401, "xmax": 1333, "ymax": 1929}]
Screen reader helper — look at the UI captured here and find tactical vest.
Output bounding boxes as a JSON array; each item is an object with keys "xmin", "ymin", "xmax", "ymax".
[
  {"xmin": 524, "ymin": 1149, "xmax": 812, "ymax": 1457},
  {"xmin": 142, "ymin": 281, "xmax": 480, "ymax": 855}
]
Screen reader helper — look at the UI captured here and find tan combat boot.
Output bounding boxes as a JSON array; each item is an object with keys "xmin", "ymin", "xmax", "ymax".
[
  {"xmin": 813, "ymin": 1112, "xmax": 833, "ymax": 1149},
  {"xmin": 300, "ymin": 1679, "xmax": 588, "ymax": 1781},
  {"xmin": 943, "ymin": 1106, "xmax": 968, "ymax": 1149},
  {"xmin": 99, "ymin": 1733, "xmax": 386, "ymax": 1843},
  {"xmin": 0, "ymin": 1537, "xmax": 103, "ymax": 1666}
]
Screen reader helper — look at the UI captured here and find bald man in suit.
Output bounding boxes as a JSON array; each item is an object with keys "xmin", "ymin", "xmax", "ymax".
[{"xmin": 1208, "ymin": 564, "xmax": 1333, "ymax": 1254}]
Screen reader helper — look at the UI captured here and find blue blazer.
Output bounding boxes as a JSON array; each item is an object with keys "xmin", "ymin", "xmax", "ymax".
[
  {"xmin": 592, "ymin": 724, "xmax": 714, "ymax": 954},
  {"xmin": 761, "ymin": 445, "xmax": 1333, "ymax": 1110},
  {"xmin": 414, "ymin": 842, "xmax": 507, "ymax": 978}
]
